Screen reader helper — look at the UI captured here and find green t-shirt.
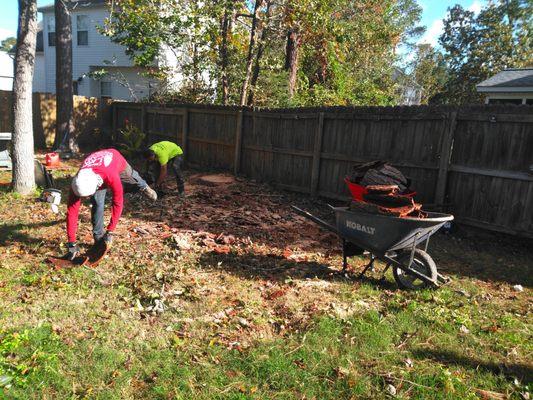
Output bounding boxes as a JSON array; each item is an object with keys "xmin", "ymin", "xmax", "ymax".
[{"xmin": 149, "ymin": 141, "xmax": 183, "ymax": 166}]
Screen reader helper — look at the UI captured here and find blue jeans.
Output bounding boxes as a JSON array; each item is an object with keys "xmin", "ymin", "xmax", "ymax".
[
  {"xmin": 147, "ymin": 156, "xmax": 185, "ymax": 193},
  {"xmin": 91, "ymin": 163, "xmax": 147, "ymax": 241}
]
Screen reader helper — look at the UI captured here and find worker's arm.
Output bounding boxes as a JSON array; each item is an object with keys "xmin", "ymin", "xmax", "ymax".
[
  {"xmin": 155, "ymin": 163, "xmax": 168, "ymax": 188},
  {"xmin": 66, "ymin": 190, "xmax": 82, "ymax": 243},
  {"xmin": 106, "ymin": 175, "xmax": 124, "ymax": 233}
]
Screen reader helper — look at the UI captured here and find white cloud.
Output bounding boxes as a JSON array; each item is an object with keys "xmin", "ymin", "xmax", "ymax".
[
  {"xmin": 0, "ymin": 28, "xmax": 15, "ymax": 42},
  {"xmin": 468, "ymin": 0, "xmax": 483, "ymax": 15},
  {"xmin": 418, "ymin": 18, "xmax": 444, "ymax": 46}
]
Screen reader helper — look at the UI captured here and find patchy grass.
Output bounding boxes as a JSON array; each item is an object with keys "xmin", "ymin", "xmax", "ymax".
[{"xmin": 0, "ymin": 161, "xmax": 531, "ymax": 399}]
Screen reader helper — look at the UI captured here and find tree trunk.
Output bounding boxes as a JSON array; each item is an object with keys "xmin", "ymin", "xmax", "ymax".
[
  {"xmin": 247, "ymin": 0, "xmax": 272, "ymax": 106},
  {"xmin": 12, "ymin": 0, "xmax": 37, "ymax": 194},
  {"xmin": 285, "ymin": 28, "xmax": 301, "ymax": 98},
  {"xmin": 53, "ymin": 0, "xmax": 75, "ymax": 151},
  {"xmin": 239, "ymin": 0, "xmax": 263, "ymax": 106},
  {"xmin": 219, "ymin": 5, "xmax": 231, "ymax": 105}
]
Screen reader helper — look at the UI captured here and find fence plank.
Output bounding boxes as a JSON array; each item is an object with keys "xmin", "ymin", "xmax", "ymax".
[
  {"xmin": 435, "ymin": 111, "xmax": 457, "ymax": 205},
  {"xmin": 234, "ymin": 110, "xmax": 244, "ymax": 174},
  {"xmin": 182, "ymin": 108, "xmax": 189, "ymax": 163},
  {"xmin": 310, "ymin": 112, "xmax": 325, "ymax": 197}
]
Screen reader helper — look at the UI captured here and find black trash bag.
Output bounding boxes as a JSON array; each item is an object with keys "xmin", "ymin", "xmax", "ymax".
[{"xmin": 34, "ymin": 159, "xmax": 55, "ymax": 189}]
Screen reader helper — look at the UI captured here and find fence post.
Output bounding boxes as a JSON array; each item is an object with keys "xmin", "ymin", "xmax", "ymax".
[
  {"xmin": 233, "ymin": 110, "xmax": 244, "ymax": 175},
  {"xmin": 310, "ymin": 112, "xmax": 325, "ymax": 197},
  {"xmin": 435, "ymin": 111, "xmax": 457, "ymax": 206},
  {"xmin": 182, "ymin": 108, "xmax": 189, "ymax": 164}
]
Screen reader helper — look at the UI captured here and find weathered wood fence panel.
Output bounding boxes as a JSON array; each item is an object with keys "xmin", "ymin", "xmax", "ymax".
[
  {"xmin": 188, "ymin": 110, "xmax": 235, "ymax": 170},
  {"xmin": 112, "ymin": 102, "xmax": 533, "ymax": 238},
  {"xmin": 446, "ymin": 113, "xmax": 533, "ymax": 237},
  {"xmin": 0, "ymin": 90, "xmax": 111, "ymax": 149}
]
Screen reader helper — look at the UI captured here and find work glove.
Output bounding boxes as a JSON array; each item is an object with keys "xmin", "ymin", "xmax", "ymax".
[
  {"xmin": 141, "ymin": 186, "xmax": 158, "ymax": 202},
  {"xmin": 67, "ymin": 242, "xmax": 80, "ymax": 261}
]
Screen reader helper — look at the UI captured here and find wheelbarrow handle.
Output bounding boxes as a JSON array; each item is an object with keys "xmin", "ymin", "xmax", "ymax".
[{"xmin": 291, "ymin": 206, "xmax": 338, "ymax": 234}]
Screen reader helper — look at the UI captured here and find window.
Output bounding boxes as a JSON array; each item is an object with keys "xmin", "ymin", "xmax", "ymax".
[
  {"xmin": 73, "ymin": 81, "xmax": 79, "ymax": 95},
  {"xmin": 100, "ymin": 81, "xmax": 112, "ymax": 98},
  {"xmin": 47, "ymin": 16, "xmax": 55, "ymax": 47},
  {"xmin": 36, "ymin": 31, "xmax": 44, "ymax": 52},
  {"xmin": 488, "ymin": 98, "xmax": 522, "ymax": 105},
  {"xmin": 526, "ymin": 98, "xmax": 533, "ymax": 105},
  {"xmin": 77, "ymin": 15, "xmax": 89, "ymax": 46}
]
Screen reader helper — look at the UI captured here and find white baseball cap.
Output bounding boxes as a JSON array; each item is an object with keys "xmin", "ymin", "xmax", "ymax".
[{"xmin": 71, "ymin": 169, "xmax": 102, "ymax": 197}]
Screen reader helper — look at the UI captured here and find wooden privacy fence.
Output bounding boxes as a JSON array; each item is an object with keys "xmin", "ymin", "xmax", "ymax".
[
  {"xmin": 0, "ymin": 90, "xmax": 112, "ymax": 149},
  {"xmin": 112, "ymin": 102, "xmax": 533, "ymax": 238}
]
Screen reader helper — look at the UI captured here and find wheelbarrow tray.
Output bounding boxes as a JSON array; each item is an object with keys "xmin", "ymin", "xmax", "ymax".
[{"xmin": 334, "ymin": 207, "xmax": 453, "ymax": 253}]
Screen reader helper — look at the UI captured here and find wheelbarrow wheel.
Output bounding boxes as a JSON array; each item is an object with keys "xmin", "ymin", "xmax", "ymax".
[{"xmin": 392, "ymin": 249, "xmax": 437, "ymax": 290}]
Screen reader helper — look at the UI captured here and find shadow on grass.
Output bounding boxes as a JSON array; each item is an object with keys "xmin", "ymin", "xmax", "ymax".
[
  {"xmin": 431, "ymin": 229, "xmax": 533, "ymax": 287},
  {"xmin": 0, "ymin": 220, "xmax": 62, "ymax": 247},
  {"xmin": 412, "ymin": 348, "xmax": 533, "ymax": 383},
  {"xmin": 197, "ymin": 251, "xmax": 399, "ymax": 289}
]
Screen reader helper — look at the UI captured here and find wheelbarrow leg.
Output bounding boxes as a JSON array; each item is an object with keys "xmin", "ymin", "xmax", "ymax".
[
  {"xmin": 358, "ymin": 255, "xmax": 375, "ymax": 279},
  {"xmin": 342, "ymin": 239, "xmax": 348, "ymax": 271}
]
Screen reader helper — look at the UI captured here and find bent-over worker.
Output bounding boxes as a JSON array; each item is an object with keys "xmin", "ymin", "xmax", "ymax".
[
  {"xmin": 66, "ymin": 148, "xmax": 157, "ymax": 260},
  {"xmin": 143, "ymin": 141, "xmax": 185, "ymax": 195}
]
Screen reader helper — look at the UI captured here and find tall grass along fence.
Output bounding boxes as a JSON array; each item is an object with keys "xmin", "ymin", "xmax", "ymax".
[{"xmin": 111, "ymin": 102, "xmax": 531, "ymax": 238}]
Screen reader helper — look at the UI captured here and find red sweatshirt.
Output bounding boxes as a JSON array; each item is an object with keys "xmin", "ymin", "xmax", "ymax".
[{"xmin": 67, "ymin": 149, "xmax": 127, "ymax": 242}]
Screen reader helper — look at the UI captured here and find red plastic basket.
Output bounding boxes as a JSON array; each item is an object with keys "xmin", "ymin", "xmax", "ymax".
[
  {"xmin": 345, "ymin": 178, "xmax": 417, "ymax": 201},
  {"xmin": 345, "ymin": 178, "xmax": 367, "ymax": 201}
]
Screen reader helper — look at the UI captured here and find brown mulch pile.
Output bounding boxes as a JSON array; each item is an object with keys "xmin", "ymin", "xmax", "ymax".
[{"xmin": 123, "ymin": 173, "xmax": 340, "ymax": 256}]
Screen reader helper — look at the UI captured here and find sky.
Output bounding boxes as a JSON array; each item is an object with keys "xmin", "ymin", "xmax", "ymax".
[{"xmin": 0, "ymin": 0, "xmax": 487, "ymax": 47}]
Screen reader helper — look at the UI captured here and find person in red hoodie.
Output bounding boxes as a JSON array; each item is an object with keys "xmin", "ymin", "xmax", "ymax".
[{"xmin": 66, "ymin": 148, "xmax": 157, "ymax": 260}]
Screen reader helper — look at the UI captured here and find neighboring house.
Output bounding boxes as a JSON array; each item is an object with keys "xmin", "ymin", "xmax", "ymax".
[
  {"xmin": 33, "ymin": 27, "xmax": 46, "ymax": 93},
  {"xmin": 0, "ymin": 51, "xmax": 13, "ymax": 91},
  {"xmin": 37, "ymin": 0, "xmax": 176, "ymax": 101},
  {"xmin": 476, "ymin": 68, "xmax": 533, "ymax": 105},
  {"xmin": 392, "ymin": 68, "xmax": 423, "ymax": 106}
]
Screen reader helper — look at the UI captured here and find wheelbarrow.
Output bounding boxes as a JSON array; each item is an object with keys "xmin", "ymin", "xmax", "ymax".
[{"xmin": 292, "ymin": 206, "xmax": 454, "ymax": 289}]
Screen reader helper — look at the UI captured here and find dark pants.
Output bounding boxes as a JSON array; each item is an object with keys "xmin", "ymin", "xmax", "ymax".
[
  {"xmin": 91, "ymin": 163, "xmax": 147, "ymax": 241},
  {"xmin": 148, "ymin": 156, "xmax": 185, "ymax": 193}
]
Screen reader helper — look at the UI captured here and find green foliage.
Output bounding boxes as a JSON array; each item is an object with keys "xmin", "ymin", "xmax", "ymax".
[
  {"xmin": 0, "ymin": 37, "xmax": 16, "ymax": 53},
  {"xmin": 409, "ymin": 44, "xmax": 449, "ymax": 104},
  {"xmin": 438, "ymin": 0, "xmax": 533, "ymax": 104},
  {"xmin": 102, "ymin": 0, "xmax": 424, "ymax": 107},
  {"xmin": 0, "ymin": 325, "xmax": 62, "ymax": 393},
  {"xmin": 117, "ymin": 121, "xmax": 146, "ymax": 159}
]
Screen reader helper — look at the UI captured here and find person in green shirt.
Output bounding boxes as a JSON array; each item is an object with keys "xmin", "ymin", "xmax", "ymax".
[{"xmin": 143, "ymin": 141, "xmax": 185, "ymax": 195}]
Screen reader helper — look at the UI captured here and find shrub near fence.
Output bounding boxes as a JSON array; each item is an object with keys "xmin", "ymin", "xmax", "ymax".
[{"xmin": 114, "ymin": 102, "xmax": 533, "ymax": 238}]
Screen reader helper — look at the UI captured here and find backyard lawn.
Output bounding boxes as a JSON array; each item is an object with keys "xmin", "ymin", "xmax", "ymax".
[{"xmin": 0, "ymin": 159, "xmax": 531, "ymax": 400}]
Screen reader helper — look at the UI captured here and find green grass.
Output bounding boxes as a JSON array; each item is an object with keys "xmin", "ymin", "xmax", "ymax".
[{"xmin": 0, "ymin": 167, "xmax": 531, "ymax": 399}]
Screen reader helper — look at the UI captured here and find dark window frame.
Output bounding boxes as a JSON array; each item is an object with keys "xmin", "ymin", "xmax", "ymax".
[
  {"xmin": 48, "ymin": 32, "xmax": 56, "ymax": 47},
  {"xmin": 100, "ymin": 81, "xmax": 112, "ymax": 99},
  {"xmin": 77, "ymin": 15, "xmax": 89, "ymax": 46},
  {"xmin": 47, "ymin": 16, "xmax": 55, "ymax": 47}
]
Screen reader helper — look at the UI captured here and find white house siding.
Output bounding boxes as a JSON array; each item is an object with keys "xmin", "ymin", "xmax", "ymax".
[
  {"xmin": 0, "ymin": 51, "xmax": 13, "ymax": 91},
  {"xmin": 89, "ymin": 66, "xmax": 158, "ymax": 101},
  {"xmin": 41, "ymin": 6, "xmax": 142, "ymax": 100},
  {"xmin": 33, "ymin": 53, "xmax": 46, "ymax": 92}
]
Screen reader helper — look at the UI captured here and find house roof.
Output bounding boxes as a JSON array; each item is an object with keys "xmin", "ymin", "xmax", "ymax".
[
  {"xmin": 477, "ymin": 68, "xmax": 533, "ymax": 92},
  {"xmin": 38, "ymin": 0, "xmax": 108, "ymax": 13}
]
